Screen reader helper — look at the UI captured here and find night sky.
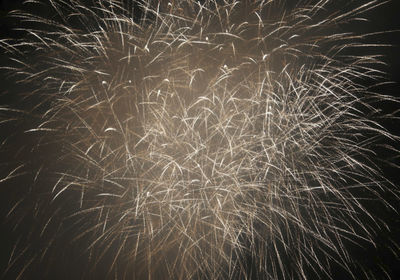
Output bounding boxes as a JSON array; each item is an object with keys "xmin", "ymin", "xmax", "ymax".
[{"xmin": 0, "ymin": 0, "xmax": 399, "ymax": 279}]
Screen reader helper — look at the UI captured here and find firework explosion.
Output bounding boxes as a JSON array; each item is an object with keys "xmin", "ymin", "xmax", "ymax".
[{"xmin": 0, "ymin": 0, "xmax": 399, "ymax": 279}]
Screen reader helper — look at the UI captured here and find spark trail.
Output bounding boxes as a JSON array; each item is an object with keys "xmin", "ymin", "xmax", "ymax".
[{"xmin": 0, "ymin": 0, "xmax": 399, "ymax": 279}]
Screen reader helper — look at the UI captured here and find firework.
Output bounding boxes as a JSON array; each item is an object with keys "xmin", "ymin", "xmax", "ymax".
[{"xmin": 0, "ymin": 0, "xmax": 399, "ymax": 279}]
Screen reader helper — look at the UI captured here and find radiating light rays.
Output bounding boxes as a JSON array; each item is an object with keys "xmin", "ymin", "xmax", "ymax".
[{"xmin": 0, "ymin": 0, "xmax": 399, "ymax": 279}]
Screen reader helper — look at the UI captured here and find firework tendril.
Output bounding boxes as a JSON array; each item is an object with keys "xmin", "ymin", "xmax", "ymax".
[{"xmin": 0, "ymin": 0, "xmax": 399, "ymax": 279}]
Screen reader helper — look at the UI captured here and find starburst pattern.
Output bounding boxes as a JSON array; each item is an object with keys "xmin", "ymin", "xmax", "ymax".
[{"xmin": 0, "ymin": 0, "xmax": 399, "ymax": 279}]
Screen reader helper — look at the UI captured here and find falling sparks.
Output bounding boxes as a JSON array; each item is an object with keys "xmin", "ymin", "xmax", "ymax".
[{"xmin": 0, "ymin": 0, "xmax": 399, "ymax": 279}]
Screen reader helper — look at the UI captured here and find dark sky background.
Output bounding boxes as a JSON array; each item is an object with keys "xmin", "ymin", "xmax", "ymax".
[{"xmin": 0, "ymin": 0, "xmax": 399, "ymax": 279}]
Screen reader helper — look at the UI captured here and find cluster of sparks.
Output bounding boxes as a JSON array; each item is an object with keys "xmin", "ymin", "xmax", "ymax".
[{"xmin": 0, "ymin": 0, "xmax": 399, "ymax": 279}]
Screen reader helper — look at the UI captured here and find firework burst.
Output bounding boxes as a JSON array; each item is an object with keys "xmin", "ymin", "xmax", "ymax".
[{"xmin": 0, "ymin": 0, "xmax": 399, "ymax": 279}]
